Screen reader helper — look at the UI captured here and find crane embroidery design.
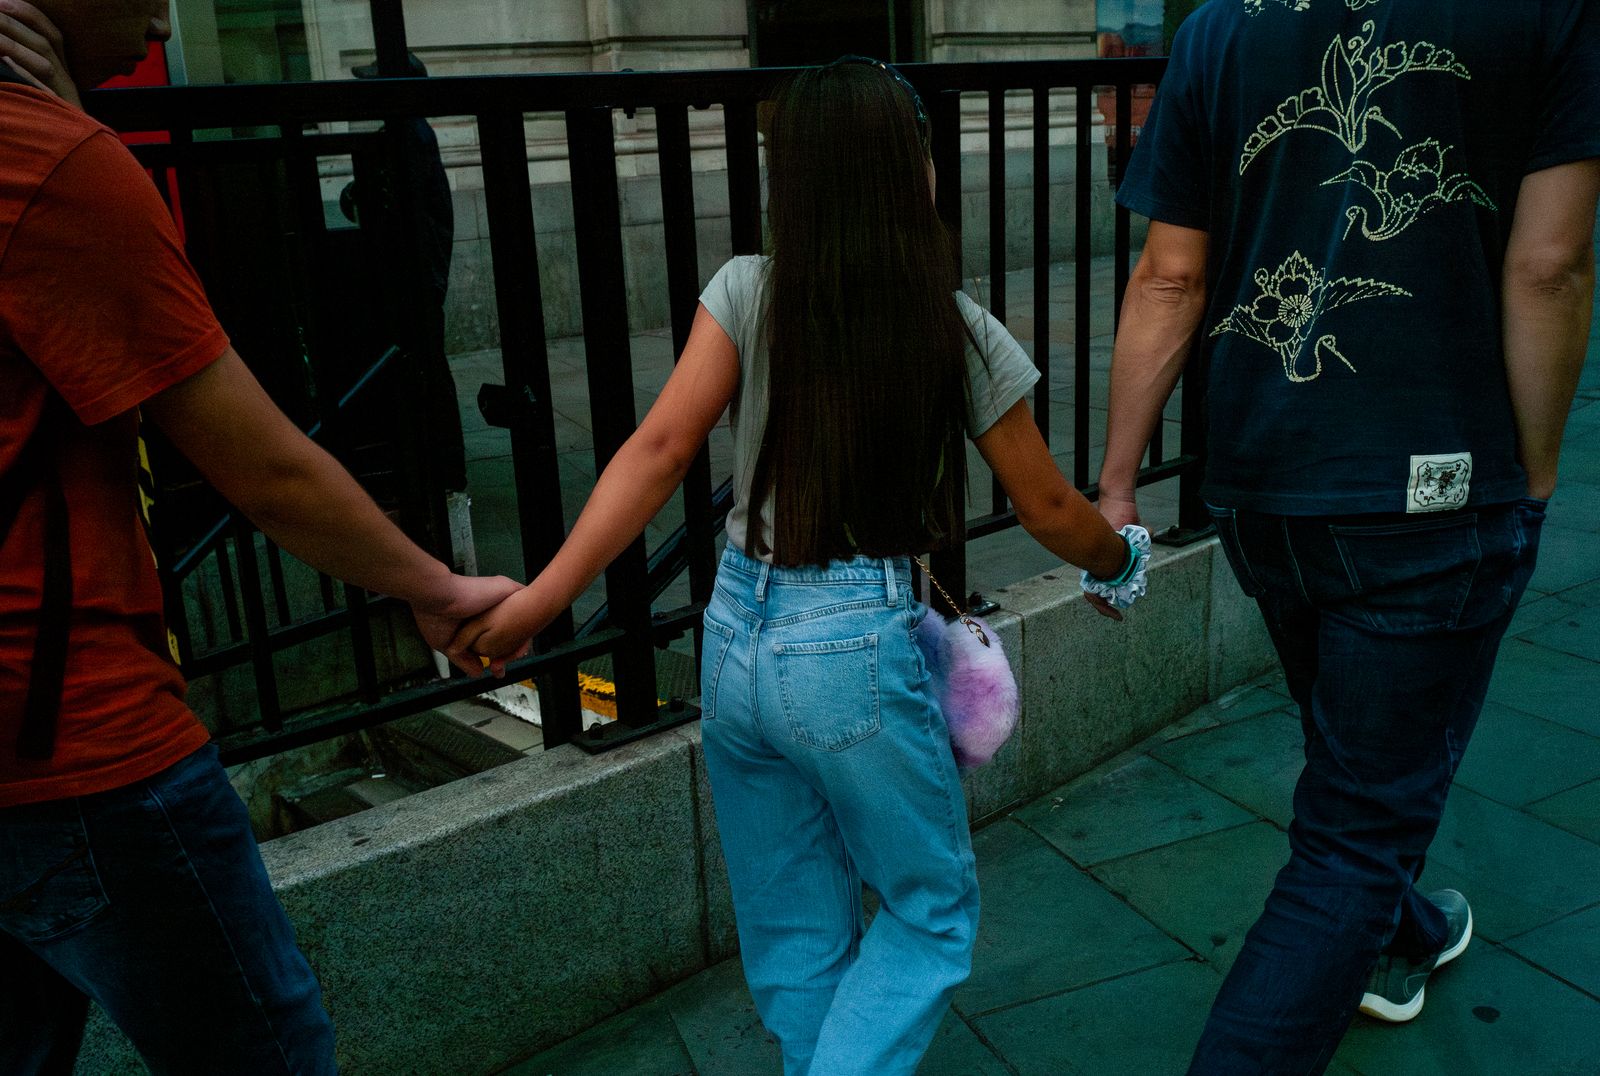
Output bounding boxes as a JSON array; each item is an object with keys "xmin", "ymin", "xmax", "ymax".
[
  {"xmin": 1323, "ymin": 138, "xmax": 1495, "ymax": 241},
  {"xmin": 1211, "ymin": 251, "xmax": 1411, "ymax": 383}
]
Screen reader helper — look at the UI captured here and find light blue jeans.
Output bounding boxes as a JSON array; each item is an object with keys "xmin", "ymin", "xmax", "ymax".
[{"xmin": 700, "ymin": 545, "xmax": 980, "ymax": 1076}]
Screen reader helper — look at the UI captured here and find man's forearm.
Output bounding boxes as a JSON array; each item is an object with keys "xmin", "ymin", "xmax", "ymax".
[
  {"xmin": 1502, "ymin": 255, "xmax": 1596, "ymax": 498},
  {"xmin": 146, "ymin": 350, "xmax": 456, "ymax": 611},
  {"xmin": 240, "ymin": 438, "xmax": 457, "ymax": 609},
  {"xmin": 1101, "ymin": 271, "xmax": 1207, "ymax": 495}
]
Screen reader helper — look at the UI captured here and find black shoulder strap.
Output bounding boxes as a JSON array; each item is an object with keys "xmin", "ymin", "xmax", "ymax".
[{"xmin": 1, "ymin": 394, "xmax": 72, "ymax": 760}]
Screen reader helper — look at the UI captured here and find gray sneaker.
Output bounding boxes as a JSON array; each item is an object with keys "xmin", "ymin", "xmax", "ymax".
[{"xmin": 1359, "ymin": 889, "xmax": 1473, "ymax": 1022}]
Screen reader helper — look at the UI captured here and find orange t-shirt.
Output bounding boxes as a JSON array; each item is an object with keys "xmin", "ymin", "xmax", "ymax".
[{"xmin": 0, "ymin": 85, "xmax": 229, "ymax": 807}]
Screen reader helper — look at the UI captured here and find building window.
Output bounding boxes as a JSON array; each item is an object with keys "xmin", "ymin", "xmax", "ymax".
[{"xmin": 750, "ymin": 0, "xmax": 921, "ymax": 67}]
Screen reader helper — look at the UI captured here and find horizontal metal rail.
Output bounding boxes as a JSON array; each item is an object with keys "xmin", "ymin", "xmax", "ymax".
[{"xmin": 107, "ymin": 56, "xmax": 1196, "ymax": 765}]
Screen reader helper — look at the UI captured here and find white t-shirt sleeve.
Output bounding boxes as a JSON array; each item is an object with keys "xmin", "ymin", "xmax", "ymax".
[
  {"xmin": 699, "ymin": 255, "xmax": 766, "ymax": 358},
  {"xmin": 957, "ymin": 291, "xmax": 1041, "ymax": 437}
]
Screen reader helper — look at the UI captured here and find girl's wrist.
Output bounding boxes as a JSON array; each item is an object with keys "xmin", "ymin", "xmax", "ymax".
[{"xmin": 1089, "ymin": 531, "xmax": 1132, "ymax": 581}]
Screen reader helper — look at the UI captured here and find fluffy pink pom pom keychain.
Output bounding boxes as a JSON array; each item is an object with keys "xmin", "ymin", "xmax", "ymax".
[
  {"xmin": 910, "ymin": 557, "xmax": 1021, "ymax": 771},
  {"xmin": 912, "ymin": 612, "xmax": 1020, "ymax": 770}
]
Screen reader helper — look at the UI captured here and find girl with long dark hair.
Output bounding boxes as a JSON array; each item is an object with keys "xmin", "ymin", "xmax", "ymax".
[{"xmin": 457, "ymin": 58, "xmax": 1141, "ymax": 1074}]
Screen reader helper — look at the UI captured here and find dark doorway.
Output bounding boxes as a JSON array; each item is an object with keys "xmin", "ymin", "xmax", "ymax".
[{"xmin": 751, "ymin": 0, "xmax": 921, "ymax": 67}]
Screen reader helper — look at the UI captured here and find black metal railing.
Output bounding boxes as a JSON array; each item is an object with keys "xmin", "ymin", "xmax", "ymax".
[{"xmin": 87, "ymin": 56, "xmax": 1202, "ymax": 767}]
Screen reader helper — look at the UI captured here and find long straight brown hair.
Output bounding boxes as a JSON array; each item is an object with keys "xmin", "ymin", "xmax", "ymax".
[{"xmin": 749, "ymin": 61, "xmax": 973, "ymax": 566}]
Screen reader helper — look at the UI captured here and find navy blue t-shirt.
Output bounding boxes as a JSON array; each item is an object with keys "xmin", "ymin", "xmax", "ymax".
[{"xmin": 1118, "ymin": 0, "xmax": 1600, "ymax": 514}]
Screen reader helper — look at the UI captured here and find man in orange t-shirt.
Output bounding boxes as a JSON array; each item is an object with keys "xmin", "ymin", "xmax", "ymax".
[{"xmin": 0, "ymin": 3, "xmax": 520, "ymax": 1072}]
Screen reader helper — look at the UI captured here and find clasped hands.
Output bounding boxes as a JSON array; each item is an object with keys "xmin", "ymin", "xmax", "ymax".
[{"xmin": 412, "ymin": 576, "xmax": 545, "ymax": 680}]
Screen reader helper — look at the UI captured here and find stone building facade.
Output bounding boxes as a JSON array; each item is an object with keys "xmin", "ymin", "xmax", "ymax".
[{"xmin": 164, "ymin": 1, "xmax": 1135, "ymax": 348}]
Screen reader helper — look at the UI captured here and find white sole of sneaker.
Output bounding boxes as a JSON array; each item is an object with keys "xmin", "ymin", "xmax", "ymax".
[{"xmin": 1358, "ymin": 906, "xmax": 1473, "ymax": 1023}]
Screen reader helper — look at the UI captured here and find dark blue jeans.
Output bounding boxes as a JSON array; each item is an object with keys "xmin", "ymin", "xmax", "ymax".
[
  {"xmin": 0, "ymin": 744, "xmax": 337, "ymax": 1075},
  {"xmin": 1189, "ymin": 499, "xmax": 1545, "ymax": 1075}
]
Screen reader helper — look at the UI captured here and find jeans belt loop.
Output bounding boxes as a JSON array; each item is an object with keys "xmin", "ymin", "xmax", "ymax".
[
  {"xmin": 884, "ymin": 558, "xmax": 897, "ymax": 606},
  {"xmin": 754, "ymin": 560, "xmax": 770, "ymax": 603}
]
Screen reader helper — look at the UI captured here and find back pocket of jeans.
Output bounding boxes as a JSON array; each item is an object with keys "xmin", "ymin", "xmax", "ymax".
[
  {"xmin": 774, "ymin": 633, "xmax": 881, "ymax": 751},
  {"xmin": 0, "ymin": 804, "xmax": 109, "ymax": 943},
  {"xmin": 700, "ymin": 616, "xmax": 736, "ymax": 722},
  {"xmin": 1329, "ymin": 514, "xmax": 1481, "ymax": 633}
]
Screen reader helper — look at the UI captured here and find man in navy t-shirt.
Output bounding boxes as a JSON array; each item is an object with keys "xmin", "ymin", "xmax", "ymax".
[{"xmin": 1100, "ymin": 0, "xmax": 1600, "ymax": 1071}]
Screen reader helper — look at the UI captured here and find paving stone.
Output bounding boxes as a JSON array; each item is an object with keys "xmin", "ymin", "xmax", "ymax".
[
  {"xmin": 1547, "ymin": 479, "xmax": 1600, "ymax": 533},
  {"xmin": 1520, "ymin": 602, "xmax": 1600, "ymax": 664},
  {"xmin": 659, "ymin": 957, "xmax": 782, "ymax": 1076},
  {"xmin": 1151, "ymin": 711, "xmax": 1304, "ymax": 828},
  {"xmin": 1154, "ymin": 682, "xmax": 1292, "ymax": 745},
  {"xmin": 1485, "ymin": 640, "xmax": 1600, "ymax": 737},
  {"xmin": 1332, "ymin": 943, "xmax": 1600, "ymax": 1076},
  {"xmin": 973, "ymin": 959, "xmax": 1222, "ymax": 1076},
  {"xmin": 1422, "ymin": 786, "xmax": 1600, "ymax": 939},
  {"xmin": 1505, "ymin": 593, "xmax": 1584, "ymax": 639},
  {"xmin": 1554, "ymin": 578, "xmax": 1600, "ymax": 608},
  {"xmin": 1525, "ymin": 777, "xmax": 1600, "ymax": 845},
  {"xmin": 1527, "ymin": 523, "xmax": 1599, "ymax": 596},
  {"xmin": 1502, "ymin": 904, "xmax": 1600, "ymax": 1000},
  {"xmin": 918, "ymin": 1009, "xmax": 1012, "ymax": 1075},
  {"xmin": 958, "ymin": 820, "xmax": 1189, "ymax": 1015},
  {"xmin": 1018, "ymin": 755, "xmax": 1256, "ymax": 867},
  {"xmin": 503, "ymin": 996, "xmax": 694, "ymax": 1076},
  {"xmin": 1452, "ymin": 702, "xmax": 1600, "ymax": 808},
  {"xmin": 1090, "ymin": 822, "xmax": 1287, "ymax": 976}
]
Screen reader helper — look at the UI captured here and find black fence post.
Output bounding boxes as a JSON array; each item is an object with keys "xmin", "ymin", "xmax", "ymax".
[
  {"xmin": 477, "ymin": 108, "xmax": 584, "ymax": 746},
  {"xmin": 929, "ymin": 86, "xmax": 967, "ymax": 615},
  {"xmin": 566, "ymin": 105, "xmax": 661, "ymax": 734}
]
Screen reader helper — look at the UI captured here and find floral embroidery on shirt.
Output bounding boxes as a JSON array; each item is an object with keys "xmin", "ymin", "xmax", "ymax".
[
  {"xmin": 1244, "ymin": 0, "xmax": 1388, "ymax": 16},
  {"xmin": 1324, "ymin": 138, "xmax": 1496, "ymax": 241},
  {"xmin": 1211, "ymin": 251, "xmax": 1411, "ymax": 382},
  {"xmin": 1239, "ymin": 21, "xmax": 1470, "ymax": 173}
]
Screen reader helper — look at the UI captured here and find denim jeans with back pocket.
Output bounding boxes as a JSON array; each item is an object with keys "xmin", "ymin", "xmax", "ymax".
[
  {"xmin": 699, "ymin": 544, "xmax": 980, "ymax": 1076},
  {"xmin": 1189, "ymin": 499, "xmax": 1545, "ymax": 1075}
]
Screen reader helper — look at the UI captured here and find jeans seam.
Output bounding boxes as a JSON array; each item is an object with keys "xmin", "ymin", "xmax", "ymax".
[
  {"xmin": 1280, "ymin": 516, "xmax": 1313, "ymax": 605},
  {"xmin": 145, "ymin": 774, "xmax": 297, "ymax": 1076}
]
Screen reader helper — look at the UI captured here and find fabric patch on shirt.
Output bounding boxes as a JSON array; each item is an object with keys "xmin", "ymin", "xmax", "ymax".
[{"xmin": 1407, "ymin": 453, "xmax": 1472, "ymax": 512}]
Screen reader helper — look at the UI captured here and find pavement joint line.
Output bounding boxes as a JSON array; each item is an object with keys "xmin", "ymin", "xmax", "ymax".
[
  {"xmin": 948, "ymin": 1003, "xmax": 1022, "ymax": 1076},
  {"xmin": 1483, "ymin": 938, "xmax": 1600, "ymax": 1006},
  {"xmin": 1511, "ymin": 774, "xmax": 1600, "ymax": 821},
  {"xmin": 1008, "ymin": 810, "xmax": 1233, "ymax": 962},
  {"xmin": 1500, "ymin": 897, "xmax": 1600, "ymax": 944},
  {"xmin": 1084, "ymin": 817, "xmax": 1272, "ymax": 876},
  {"xmin": 959, "ymin": 955, "xmax": 1209, "ymax": 1021}
]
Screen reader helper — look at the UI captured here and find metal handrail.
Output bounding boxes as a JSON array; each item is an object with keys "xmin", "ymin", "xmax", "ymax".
[{"xmin": 92, "ymin": 57, "xmax": 1196, "ymax": 764}]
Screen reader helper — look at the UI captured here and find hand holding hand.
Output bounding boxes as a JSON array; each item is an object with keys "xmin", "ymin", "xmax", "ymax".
[
  {"xmin": 1096, "ymin": 489, "xmax": 1142, "ymax": 534},
  {"xmin": 412, "ymin": 573, "xmax": 526, "ymax": 677},
  {"xmin": 0, "ymin": 0, "xmax": 81, "ymax": 108},
  {"xmin": 451, "ymin": 588, "xmax": 554, "ymax": 678},
  {"xmin": 1081, "ymin": 524, "xmax": 1153, "ymax": 615}
]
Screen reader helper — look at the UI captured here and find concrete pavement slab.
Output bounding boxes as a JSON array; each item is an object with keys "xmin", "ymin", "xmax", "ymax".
[
  {"xmin": 957, "ymin": 820, "xmax": 1189, "ymax": 1015},
  {"xmin": 1018, "ymin": 755, "xmax": 1257, "ymax": 868}
]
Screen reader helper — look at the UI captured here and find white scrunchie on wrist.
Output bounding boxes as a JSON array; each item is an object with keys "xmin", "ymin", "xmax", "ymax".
[{"xmin": 1080, "ymin": 524, "xmax": 1152, "ymax": 611}]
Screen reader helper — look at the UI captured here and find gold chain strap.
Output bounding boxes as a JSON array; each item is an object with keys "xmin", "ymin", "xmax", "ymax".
[{"xmin": 911, "ymin": 555, "xmax": 991, "ymax": 648}]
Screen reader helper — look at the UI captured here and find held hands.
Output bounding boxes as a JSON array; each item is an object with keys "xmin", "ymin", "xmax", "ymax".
[
  {"xmin": 1082, "ymin": 492, "xmax": 1150, "ymax": 619},
  {"xmin": 450, "ymin": 585, "xmax": 555, "ymax": 678},
  {"xmin": 411, "ymin": 573, "xmax": 527, "ymax": 677},
  {"xmin": 0, "ymin": 0, "xmax": 82, "ymax": 108}
]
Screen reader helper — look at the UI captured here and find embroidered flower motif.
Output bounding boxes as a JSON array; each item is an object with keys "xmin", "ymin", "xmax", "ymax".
[
  {"xmin": 1239, "ymin": 22, "xmax": 1471, "ymax": 173},
  {"xmin": 1213, "ymin": 251, "xmax": 1411, "ymax": 382},
  {"xmin": 1325, "ymin": 138, "xmax": 1496, "ymax": 241},
  {"xmin": 1245, "ymin": 0, "xmax": 1384, "ymax": 12}
]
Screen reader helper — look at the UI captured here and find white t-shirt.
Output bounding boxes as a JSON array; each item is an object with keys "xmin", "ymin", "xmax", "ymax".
[{"xmin": 698, "ymin": 255, "xmax": 1042, "ymax": 561}]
